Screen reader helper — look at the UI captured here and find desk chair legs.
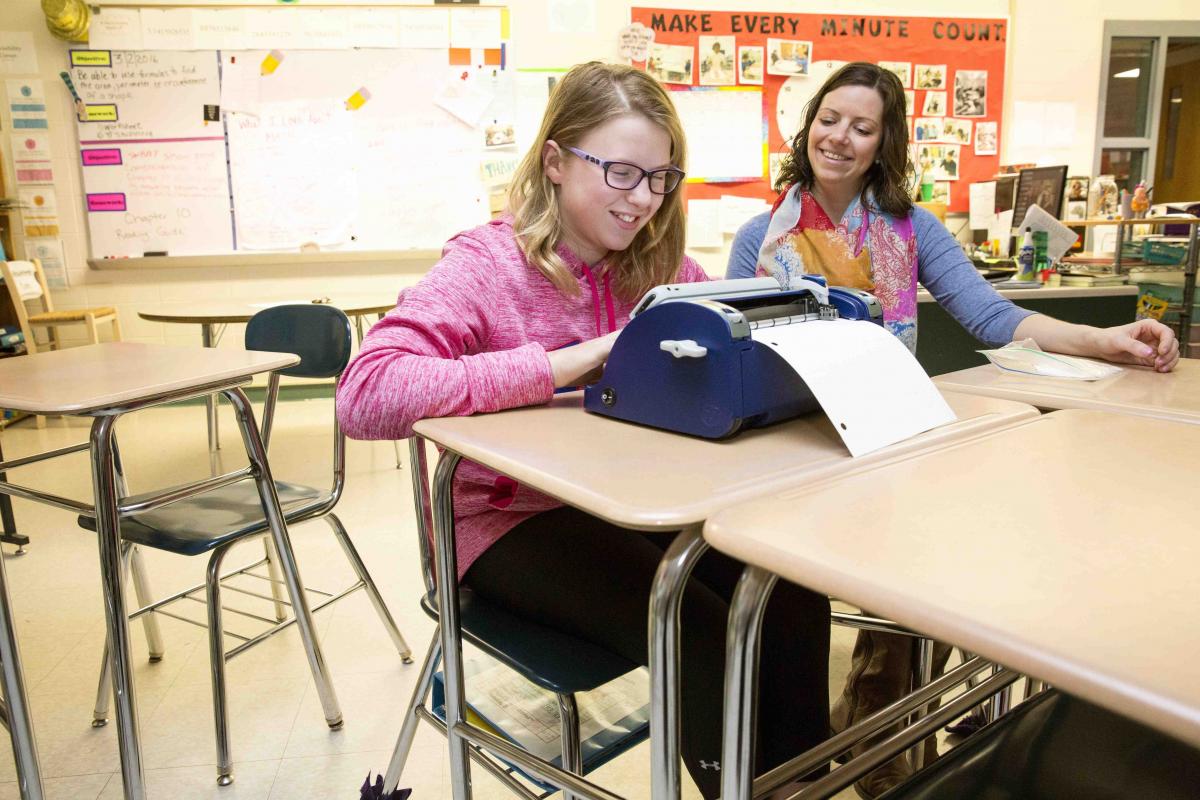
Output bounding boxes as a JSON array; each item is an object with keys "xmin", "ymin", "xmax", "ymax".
[
  {"xmin": 432, "ymin": 451, "xmax": 473, "ymax": 800},
  {"xmin": 558, "ymin": 693, "xmax": 584, "ymax": 800},
  {"xmin": 207, "ymin": 546, "xmax": 236, "ymax": 785},
  {"xmin": 720, "ymin": 566, "xmax": 778, "ymax": 800},
  {"xmin": 225, "ymin": 387, "xmax": 343, "ymax": 733},
  {"xmin": 649, "ymin": 525, "xmax": 707, "ymax": 800},
  {"xmin": 262, "ymin": 536, "xmax": 288, "ymax": 623},
  {"xmin": 92, "ymin": 543, "xmax": 164, "ymax": 727},
  {"xmin": 907, "ymin": 638, "xmax": 936, "ymax": 772},
  {"xmin": 0, "ymin": 528, "xmax": 46, "ymax": 800},
  {"xmin": 89, "ymin": 414, "xmax": 147, "ymax": 800},
  {"xmin": 384, "ymin": 629, "xmax": 443, "ymax": 792},
  {"xmin": 324, "ymin": 513, "xmax": 413, "ymax": 661}
]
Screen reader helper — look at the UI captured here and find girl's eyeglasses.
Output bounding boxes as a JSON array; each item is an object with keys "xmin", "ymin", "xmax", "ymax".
[{"xmin": 565, "ymin": 146, "xmax": 685, "ymax": 195}]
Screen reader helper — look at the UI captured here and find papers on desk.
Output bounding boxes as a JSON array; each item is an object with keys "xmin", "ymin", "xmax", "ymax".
[
  {"xmin": 751, "ymin": 319, "xmax": 956, "ymax": 456},
  {"xmin": 979, "ymin": 339, "xmax": 1123, "ymax": 381}
]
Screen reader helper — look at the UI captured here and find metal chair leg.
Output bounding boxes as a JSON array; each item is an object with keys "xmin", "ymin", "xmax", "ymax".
[
  {"xmin": 384, "ymin": 629, "xmax": 443, "ymax": 793},
  {"xmin": 224, "ymin": 387, "xmax": 343, "ymax": 731},
  {"xmin": 206, "ymin": 546, "xmax": 234, "ymax": 786},
  {"xmin": 324, "ymin": 513, "xmax": 413, "ymax": 662},
  {"xmin": 92, "ymin": 640, "xmax": 112, "ymax": 727},
  {"xmin": 0, "ymin": 542, "xmax": 46, "ymax": 800},
  {"xmin": 989, "ymin": 663, "xmax": 1012, "ymax": 721},
  {"xmin": 128, "ymin": 545, "xmax": 164, "ymax": 661},
  {"xmin": 558, "ymin": 693, "xmax": 584, "ymax": 800},
  {"xmin": 93, "ymin": 542, "xmax": 160, "ymax": 725},
  {"xmin": 261, "ymin": 535, "xmax": 288, "ymax": 623},
  {"xmin": 720, "ymin": 566, "xmax": 778, "ymax": 800},
  {"xmin": 908, "ymin": 637, "xmax": 935, "ymax": 771}
]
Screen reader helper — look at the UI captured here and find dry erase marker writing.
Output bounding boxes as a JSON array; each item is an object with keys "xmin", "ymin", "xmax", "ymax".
[
  {"xmin": 260, "ymin": 50, "xmax": 285, "ymax": 76},
  {"xmin": 344, "ymin": 86, "xmax": 371, "ymax": 111}
]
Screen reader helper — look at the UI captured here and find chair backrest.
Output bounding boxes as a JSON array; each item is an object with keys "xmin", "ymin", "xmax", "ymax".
[
  {"xmin": 1, "ymin": 260, "xmax": 48, "ymax": 352},
  {"xmin": 245, "ymin": 303, "xmax": 352, "ymax": 378}
]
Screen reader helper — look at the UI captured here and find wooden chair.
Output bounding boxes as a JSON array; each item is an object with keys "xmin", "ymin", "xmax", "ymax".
[{"xmin": 0, "ymin": 258, "xmax": 122, "ymax": 355}]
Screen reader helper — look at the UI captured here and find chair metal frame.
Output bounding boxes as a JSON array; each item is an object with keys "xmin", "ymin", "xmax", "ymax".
[
  {"xmin": 384, "ymin": 437, "xmax": 633, "ymax": 800},
  {"xmin": 85, "ymin": 304, "xmax": 413, "ymax": 785}
]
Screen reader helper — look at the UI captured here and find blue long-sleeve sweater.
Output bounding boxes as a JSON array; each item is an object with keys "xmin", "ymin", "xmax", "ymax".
[{"xmin": 726, "ymin": 207, "xmax": 1035, "ymax": 347}]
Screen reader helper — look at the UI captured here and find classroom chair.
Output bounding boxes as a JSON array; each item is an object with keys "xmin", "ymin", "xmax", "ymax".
[
  {"xmin": 0, "ymin": 258, "xmax": 122, "ymax": 355},
  {"xmin": 878, "ymin": 688, "xmax": 1200, "ymax": 800},
  {"xmin": 381, "ymin": 437, "xmax": 649, "ymax": 798},
  {"xmin": 79, "ymin": 304, "xmax": 413, "ymax": 785}
]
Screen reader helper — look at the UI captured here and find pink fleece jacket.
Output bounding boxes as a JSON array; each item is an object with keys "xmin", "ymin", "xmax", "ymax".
[{"xmin": 337, "ymin": 216, "xmax": 710, "ymax": 578}]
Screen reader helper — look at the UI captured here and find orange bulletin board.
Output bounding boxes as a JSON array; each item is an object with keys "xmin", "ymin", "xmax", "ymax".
[{"xmin": 629, "ymin": 8, "xmax": 1008, "ymax": 213}]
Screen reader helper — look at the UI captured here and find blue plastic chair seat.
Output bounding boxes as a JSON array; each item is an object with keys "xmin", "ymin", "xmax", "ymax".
[
  {"xmin": 78, "ymin": 481, "xmax": 324, "ymax": 556},
  {"xmin": 420, "ymin": 590, "xmax": 639, "ymax": 696}
]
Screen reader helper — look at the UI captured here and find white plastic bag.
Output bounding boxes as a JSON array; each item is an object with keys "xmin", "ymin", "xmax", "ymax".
[{"xmin": 978, "ymin": 339, "xmax": 1122, "ymax": 381}]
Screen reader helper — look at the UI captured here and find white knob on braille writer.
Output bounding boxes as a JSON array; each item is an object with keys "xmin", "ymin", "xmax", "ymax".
[{"xmin": 660, "ymin": 339, "xmax": 707, "ymax": 358}]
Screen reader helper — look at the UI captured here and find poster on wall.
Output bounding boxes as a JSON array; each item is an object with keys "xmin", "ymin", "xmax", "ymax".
[{"xmin": 628, "ymin": 9, "xmax": 1008, "ymax": 213}]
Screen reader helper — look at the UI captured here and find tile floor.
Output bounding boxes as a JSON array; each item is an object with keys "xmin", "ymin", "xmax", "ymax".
[{"xmin": 0, "ymin": 397, "xmax": 940, "ymax": 799}]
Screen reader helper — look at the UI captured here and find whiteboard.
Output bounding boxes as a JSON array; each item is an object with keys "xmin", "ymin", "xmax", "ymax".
[
  {"xmin": 72, "ymin": 51, "xmax": 234, "ymax": 257},
  {"xmin": 72, "ymin": 48, "xmax": 511, "ymax": 258}
]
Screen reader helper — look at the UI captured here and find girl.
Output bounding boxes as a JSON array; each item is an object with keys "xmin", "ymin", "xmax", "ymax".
[
  {"xmin": 338, "ymin": 61, "xmax": 831, "ymax": 799},
  {"xmin": 727, "ymin": 61, "xmax": 1178, "ymax": 798}
]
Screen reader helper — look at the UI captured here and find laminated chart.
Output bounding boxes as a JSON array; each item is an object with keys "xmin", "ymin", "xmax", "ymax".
[{"xmin": 71, "ymin": 50, "xmax": 232, "ymax": 257}]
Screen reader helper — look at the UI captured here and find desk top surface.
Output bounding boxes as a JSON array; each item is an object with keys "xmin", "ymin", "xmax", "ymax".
[
  {"xmin": 0, "ymin": 343, "xmax": 298, "ymax": 415},
  {"xmin": 704, "ymin": 409, "xmax": 1200, "ymax": 748},
  {"xmin": 412, "ymin": 390, "xmax": 1037, "ymax": 530},
  {"xmin": 917, "ymin": 285, "xmax": 1139, "ymax": 302},
  {"xmin": 934, "ymin": 358, "xmax": 1199, "ymax": 424},
  {"xmin": 137, "ymin": 294, "xmax": 397, "ymax": 324}
]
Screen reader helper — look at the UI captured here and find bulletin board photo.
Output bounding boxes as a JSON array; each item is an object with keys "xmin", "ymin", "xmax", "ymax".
[{"xmin": 628, "ymin": 9, "xmax": 1008, "ymax": 214}]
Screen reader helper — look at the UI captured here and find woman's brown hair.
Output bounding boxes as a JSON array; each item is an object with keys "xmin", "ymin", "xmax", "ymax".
[
  {"xmin": 774, "ymin": 62, "xmax": 913, "ymax": 217},
  {"xmin": 507, "ymin": 62, "xmax": 688, "ymax": 301}
]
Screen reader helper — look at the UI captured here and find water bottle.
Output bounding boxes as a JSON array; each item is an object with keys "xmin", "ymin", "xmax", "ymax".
[{"xmin": 1016, "ymin": 227, "xmax": 1036, "ymax": 281}]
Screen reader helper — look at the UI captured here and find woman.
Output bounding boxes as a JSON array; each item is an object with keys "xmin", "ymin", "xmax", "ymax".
[
  {"xmin": 338, "ymin": 62, "xmax": 831, "ymax": 799},
  {"xmin": 728, "ymin": 61, "xmax": 1179, "ymax": 798}
]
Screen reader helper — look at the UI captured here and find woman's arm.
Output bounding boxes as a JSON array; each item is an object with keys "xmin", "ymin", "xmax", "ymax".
[
  {"xmin": 726, "ymin": 212, "xmax": 771, "ymax": 279},
  {"xmin": 336, "ymin": 236, "xmax": 555, "ymax": 440},
  {"xmin": 1013, "ymin": 314, "xmax": 1179, "ymax": 372},
  {"xmin": 914, "ymin": 209, "xmax": 1179, "ymax": 372},
  {"xmin": 913, "ymin": 208, "xmax": 1035, "ymax": 345}
]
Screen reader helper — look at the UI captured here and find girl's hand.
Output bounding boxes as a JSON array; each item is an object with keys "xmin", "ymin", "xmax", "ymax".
[
  {"xmin": 547, "ymin": 331, "xmax": 621, "ymax": 388},
  {"xmin": 1091, "ymin": 318, "xmax": 1179, "ymax": 373}
]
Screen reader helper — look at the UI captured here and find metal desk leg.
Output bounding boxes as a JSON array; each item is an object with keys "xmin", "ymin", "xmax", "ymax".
[
  {"xmin": 89, "ymin": 415, "xmax": 146, "ymax": 800},
  {"xmin": 203, "ymin": 323, "xmax": 220, "ymax": 452},
  {"xmin": 0, "ymin": 441, "xmax": 30, "ymax": 554},
  {"xmin": 720, "ymin": 567, "xmax": 778, "ymax": 800},
  {"xmin": 223, "ymin": 388, "xmax": 343, "ymax": 727},
  {"xmin": 649, "ymin": 526, "xmax": 708, "ymax": 800},
  {"xmin": 432, "ymin": 451, "xmax": 471, "ymax": 800},
  {"xmin": 0, "ymin": 537, "xmax": 45, "ymax": 799}
]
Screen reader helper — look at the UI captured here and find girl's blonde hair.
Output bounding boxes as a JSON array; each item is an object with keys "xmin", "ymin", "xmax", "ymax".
[{"xmin": 508, "ymin": 62, "xmax": 687, "ymax": 301}]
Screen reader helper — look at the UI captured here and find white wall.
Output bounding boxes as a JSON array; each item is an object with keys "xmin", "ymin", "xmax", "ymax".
[
  {"xmin": 0, "ymin": 0, "xmax": 1191, "ymax": 344},
  {"xmin": 1004, "ymin": 0, "xmax": 1197, "ymax": 174}
]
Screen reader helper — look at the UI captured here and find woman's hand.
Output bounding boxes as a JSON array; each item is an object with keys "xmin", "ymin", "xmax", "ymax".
[
  {"xmin": 1089, "ymin": 318, "xmax": 1179, "ymax": 373},
  {"xmin": 546, "ymin": 330, "xmax": 620, "ymax": 388},
  {"xmin": 1012, "ymin": 315, "xmax": 1180, "ymax": 373}
]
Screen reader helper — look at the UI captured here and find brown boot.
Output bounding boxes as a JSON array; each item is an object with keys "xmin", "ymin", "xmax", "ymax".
[{"xmin": 830, "ymin": 629, "xmax": 952, "ymax": 799}]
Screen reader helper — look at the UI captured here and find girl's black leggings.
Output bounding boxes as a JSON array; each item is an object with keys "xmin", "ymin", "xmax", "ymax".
[{"xmin": 464, "ymin": 505, "xmax": 831, "ymax": 799}]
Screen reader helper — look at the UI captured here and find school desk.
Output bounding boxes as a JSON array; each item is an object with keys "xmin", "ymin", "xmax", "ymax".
[
  {"xmin": 933, "ymin": 357, "xmax": 1199, "ymax": 424},
  {"xmin": 138, "ymin": 296, "xmax": 395, "ymax": 451},
  {"xmin": 0, "ymin": 343, "xmax": 337, "ymax": 800},
  {"xmin": 407, "ymin": 390, "xmax": 1039, "ymax": 800},
  {"xmin": 705, "ymin": 409, "xmax": 1200, "ymax": 800}
]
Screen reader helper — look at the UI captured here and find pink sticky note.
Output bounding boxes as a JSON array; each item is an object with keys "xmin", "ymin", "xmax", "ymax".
[
  {"xmin": 87, "ymin": 193, "xmax": 127, "ymax": 212},
  {"xmin": 82, "ymin": 148, "xmax": 123, "ymax": 166}
]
